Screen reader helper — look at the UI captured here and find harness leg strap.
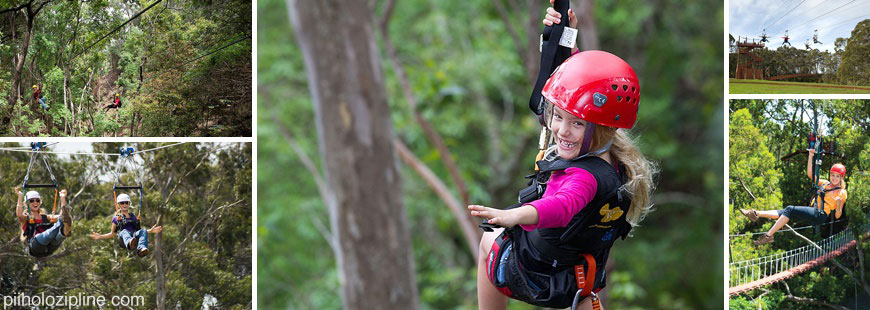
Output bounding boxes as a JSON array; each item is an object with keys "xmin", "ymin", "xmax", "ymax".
[{"xmin": 571, "ymin": 253, "xmax": 600, "ymax": 310}]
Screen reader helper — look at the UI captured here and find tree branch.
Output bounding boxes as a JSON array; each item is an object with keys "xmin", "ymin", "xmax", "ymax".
[
  {"xmin": 490, "ymin": 0, "xmax": 524, "ymax": 60},
  {"xmin": 783, "ymin": 281, "xmax": 850, "ymax": 310},
  {"xmin": 393, "ymin": 138, "xmax": 480, "ymax": 258},
  {"xmin": 378, "ymin": 14, "xmax": 471, "ymax": 207}
]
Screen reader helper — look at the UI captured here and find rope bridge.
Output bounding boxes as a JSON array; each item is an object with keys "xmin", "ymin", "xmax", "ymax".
[{"xmin": 729, "ymin": 228, "xmax": 859, "ymax": 296}]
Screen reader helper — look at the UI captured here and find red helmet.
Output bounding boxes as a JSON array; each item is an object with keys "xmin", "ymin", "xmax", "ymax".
[
  {"xmin": 830, "ymin": 163, "xmax": 846, "ymax": 176},
  {"xmin": 541, "ymin": 50, "xmax": 640, "ymax": 129}
]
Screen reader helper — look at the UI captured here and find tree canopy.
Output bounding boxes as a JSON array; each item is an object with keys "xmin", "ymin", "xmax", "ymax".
[{"xmin": 0, "ymin": 0, "xmax": 252, "ymax": 136}]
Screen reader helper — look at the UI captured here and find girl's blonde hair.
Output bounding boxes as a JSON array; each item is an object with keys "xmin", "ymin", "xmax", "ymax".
[
  {"xmin": 24, "ymin": 208, "xmax": 48, "ymax": 217},
  {"xmin": 546, "ymin": 106, "xmax": 658, "ymax": 227}
]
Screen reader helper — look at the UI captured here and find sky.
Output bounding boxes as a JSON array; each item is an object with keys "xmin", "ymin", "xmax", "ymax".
[{"xmin": 730, "ymin": 0, "xmax": 870, "ymax": 52}]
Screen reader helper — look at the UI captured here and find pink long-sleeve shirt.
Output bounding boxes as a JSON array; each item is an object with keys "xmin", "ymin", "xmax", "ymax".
[{"xmin": 519, "ymin": 167, "xmax": 597, "ymax": 231}]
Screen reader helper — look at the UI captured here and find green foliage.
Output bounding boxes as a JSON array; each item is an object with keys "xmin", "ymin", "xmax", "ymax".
[
  {"xmin": 729, "ymin": 79, "xmax": 870, "ymax": 94},
  {"xmin": 838, "ymin": 20, "xmax": 870, "ymax": 86},
  {"xmin": 0, "ymin": 0, "xmax": 251, "ymax": 136},
  {"xmin": 0, "ymin": 143, "xmax": 251, "ymax": 308}
]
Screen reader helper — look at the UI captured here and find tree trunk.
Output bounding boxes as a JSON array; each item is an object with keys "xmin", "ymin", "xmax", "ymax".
[
  {"xmin": 4, "ymin": 9, "xmax": 33, "ymax": 128},
  {"xmin": 287, "ymin": 0, "xmax": 420, "ymax": 309},
  {"xmin": 572, "ymin": 0, "xmax": 599, "ymax": 50}
]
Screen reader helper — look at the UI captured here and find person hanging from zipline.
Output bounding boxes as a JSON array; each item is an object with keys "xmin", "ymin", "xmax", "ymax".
[
  {"xmin": 88, "ymin": 193, "xmax": 162, "ymax": 257},
  {"xmin": 739, "ymin": 149, "xmax": 847, "ymax": 245},
  {"xmin": 469, "ymin": 5, "xmax": 656, "ymax": 309},
  {"xmin": 32, "ymin": 85, "xmax": 49, "ymax": 110},
  {"xmin": 103, "ymin": 93, "xmax": 122, "ymax": 112},
  {"xmin": 15, "ymin": 186, "xmax": 72, "ymax": 258}
]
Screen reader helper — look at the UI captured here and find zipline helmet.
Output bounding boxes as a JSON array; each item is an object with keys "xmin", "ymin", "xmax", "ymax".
[
  {"xmin": 32, "ymin": 85, "xmax": 37, "ymax": 89},
  {"xmin": 115, "ymin": 93, "xmax": 119, "ymax": 97},
  {"xmin": 25, "ymin": 191, "xmax": 41, "ymax": 201},
  {"xmin": 117, "ymin": 194, "xmax": 131, "ymax": 204},
  {"xmin": 831, "ymin": 163, "xmax": 846, "ymax": 176},
  {"xmin": 541, "ymin": 50, "xmax": 640, "ymax": 129}
]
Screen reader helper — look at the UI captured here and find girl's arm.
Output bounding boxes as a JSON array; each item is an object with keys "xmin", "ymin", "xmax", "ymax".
[
  {"xmin": 48, "ymin": 189, "xmax": 68, "ymax": 222},
  {"xmin": 468, "ymin": 205, "xmax": 539, "ymax": 228},
  {"xmin": 89, "ymin": 222, "xmax": 117, "ymax": 240},
  {"xmin": 14, "ymin": 186, "xmax": 26, "ymax": 223},
  {"xmin": 806, "ymin": 149, "xmax": 815, "ymax": 180},
  {"xmin": 834, "ymin": 191, "xmax": 847, "ymax": 219}
]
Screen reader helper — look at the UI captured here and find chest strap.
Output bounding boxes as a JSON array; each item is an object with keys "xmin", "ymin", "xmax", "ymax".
[{"xmin": 572, "ymin": 253, "xmax": 600, "ymax": 310}]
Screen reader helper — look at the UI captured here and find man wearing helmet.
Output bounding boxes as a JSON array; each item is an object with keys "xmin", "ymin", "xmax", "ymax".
[
  {"xmin": 32, "ymin": 84, "xmax": 48, "ymax": 110},
  {"xmin": 103, "ymin": 93, "xmax": 123, "ymax": 112},
  {"xmin": 14, "ymin": 186, "xmax": 72, "ymax": 258},
  {"xmin": 740, "ymin": 149, "xmax": 848, "ymax": 245},
  {"xmin": 88, "ymin": 193, "xmax": 163, "ymax": 257}
]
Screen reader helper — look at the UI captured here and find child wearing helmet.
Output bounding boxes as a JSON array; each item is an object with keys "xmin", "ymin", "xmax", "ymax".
[
  {"xmin": 14, "ymin": 186, "xmax": 73, "ymax": 258},
  {"xmin": 469, "ymin": 47, "xmax": 656, "ymax": 309},
  {"xmin": 88, "ymin": 193, "xmax": 163, "ymax": 257},
  {"xmin": 740, "ymin": 149, "xmax": 847, "ymax": 245}
]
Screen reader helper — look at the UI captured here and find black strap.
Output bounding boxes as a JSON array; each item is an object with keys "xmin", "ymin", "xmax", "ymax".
[{"xmin": 528, "ymin": 0, "xmax": 572, "ymax": 118}]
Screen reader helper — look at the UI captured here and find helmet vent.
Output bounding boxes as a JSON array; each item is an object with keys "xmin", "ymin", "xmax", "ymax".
[
  {"xmin": 617, "ymin": 96, "xmax": 623, "ymax": 102},
  {"xmin": 622, "ymin": 85, "xmax": 628, "ymax": 91},
  {"xmin": 611, "ymin": 84, "xmax": 618, "ymax": 91},
  {"xmin": 632, "ymin": 86, "xmax": 636, "ymax": 93},
  {"xmin": 627, "ymin": 96, "xmax": 632, "ymax": 103}
]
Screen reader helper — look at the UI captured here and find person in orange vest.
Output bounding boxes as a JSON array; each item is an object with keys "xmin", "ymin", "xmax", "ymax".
[
  {"xmin": 32, "ymin": 85, "xmax": 48, "ymax": 110},
  {"xmin": 740, "ymin": 149, "xmax": 848, "ymax": 245},
  {"xmin": 103, "ymin": 93, "xmax": 122, "ymax": 112}
]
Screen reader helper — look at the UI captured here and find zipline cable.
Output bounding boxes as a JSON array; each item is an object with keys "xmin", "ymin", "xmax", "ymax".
[
  {"xmin": 785, "ymin": 0, "xmax": 860, "ymax": 32},
  {"xmin": 729, "ymin": 218, "xmax": 848, "ymax": 238},
  {"xmin": 762, "ymin": 0, "xmax": 798, "ymax": 30},
  {"xmin": 765, "ymin": 0, "xmax": 808, "ymax": 30},
  {"xmin": 141, "ymin": 34, "xmax": 251, "ymax": 84},
  {"xmin": 73, "ymin": 0, "xmax": 164, "ymax": 60},
  {"xmin": 0, "ymin": 142, "xmax": 185, "ymax": 156}
]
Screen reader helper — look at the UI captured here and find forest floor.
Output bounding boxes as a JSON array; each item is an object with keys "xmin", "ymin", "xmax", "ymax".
[{"xmin": 729, "ymin": 79, "xmax": 870, "ymax": 94}]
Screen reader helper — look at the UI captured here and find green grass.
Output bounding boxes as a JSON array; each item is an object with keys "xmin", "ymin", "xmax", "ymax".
[{"xmin": 729, "ymin": 79, "xmax": 870, "ymax": 94}]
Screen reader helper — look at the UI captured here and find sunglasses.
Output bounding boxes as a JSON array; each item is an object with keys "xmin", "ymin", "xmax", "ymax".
[
  {"xmin": 119, "ymin": 201, "xmax": 131, "ymax": 205},
  {"xmin": 28, "ymin": 199, "xmax": 41, "ymax": 203}
]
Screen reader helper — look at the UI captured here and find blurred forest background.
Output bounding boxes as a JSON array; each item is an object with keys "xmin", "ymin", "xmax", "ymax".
[
  {"xmin": 259, "ymin": 0, "xmax": 723, "ymax": 309},
  {"xmin": 729, "ymin": 100, "xmax": 870, "ymax": 309},
  {"xmin": 0, "ymin": 142, "xmax": 252, "ymax": 309},
  {"xmin": 0, "ymin": 0, "xmax": 252, "ymax": 137}
]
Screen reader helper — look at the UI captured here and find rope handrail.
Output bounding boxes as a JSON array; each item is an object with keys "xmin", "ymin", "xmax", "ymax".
[
  {"xmin": 0, "ymin": 142, "xmax": 185, "ymax": 156},
  {"xmin": 729, "ymin": 225, "xmax": 868, "ymax": 294}
]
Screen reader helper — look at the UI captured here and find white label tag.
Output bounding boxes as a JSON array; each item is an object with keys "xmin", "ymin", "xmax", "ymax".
[
  {"xmin": 560, "ymin": 27, "xmax": 578, "ymax": 49},
  {"xmin": 539, "ymin": 34, "xmax": 543, "ymax": 52}
]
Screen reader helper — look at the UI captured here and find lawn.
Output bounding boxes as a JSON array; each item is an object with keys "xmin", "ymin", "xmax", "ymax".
[{"xmin": 729, "ymin": 79, "xmax": 870, "ymax": 94}]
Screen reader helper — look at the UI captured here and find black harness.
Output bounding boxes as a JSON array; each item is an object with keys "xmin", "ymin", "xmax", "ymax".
[
  {"xmin": 114, "ymin": 213, "xmax": 142, "ymax": 233},
  {"xmin": 488, "ymin": 156, "xmax": 632, "ymax": 308},
  {"xmin": 21, "ymin": 214, "xmax": 53, "ymax": 242}
]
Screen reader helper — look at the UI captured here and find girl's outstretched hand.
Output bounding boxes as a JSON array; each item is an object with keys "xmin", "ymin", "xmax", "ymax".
[
  {"xmin": 543, "ymin": 0, "xmax": 577, "ymax": 29},
  {"xmin": 150, "ymin": 224, "xmax": 163, "ymax": 234},
  {"xmin": 469, "ymin": 205, "xmax": 523, "ymax": 228},
  {"xmin": 88, "ymin": 232, "xmax": 100, "ymax": 240}
]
